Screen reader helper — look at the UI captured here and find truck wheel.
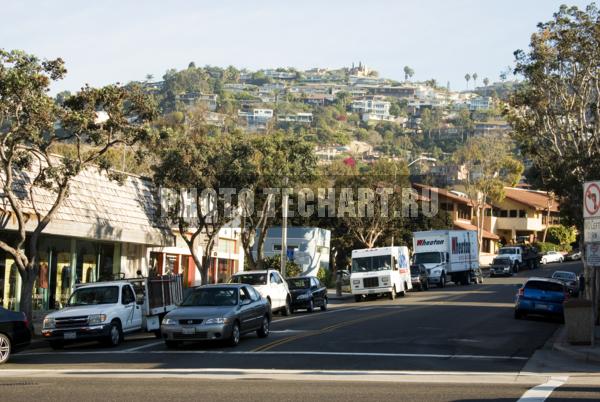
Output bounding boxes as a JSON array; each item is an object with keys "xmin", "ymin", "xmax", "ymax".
[
  {"xmin": 354, "ymin": 295, "xmax": 362, "ymax": 302},
  {"xmin": 153, "ymin": 329, "xmax": 162, "ymax": 339},
  {"xmin": 438, "ymin": 275, "xmax": 446, "ymax": 288},
  {"xmin": 424, "ymin": 281, "xmax": 429, "ymax": 291},
  {"xmin": 103, "ymin": 321, "xmax": 122, "ymax": 347},
  {"xmin": 281, "ymin": 298, "xmax": 291, "ymax": 316}
]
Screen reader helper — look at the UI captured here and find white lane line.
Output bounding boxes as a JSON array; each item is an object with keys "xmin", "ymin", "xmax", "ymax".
[
  {"xmin": 517, "ymin": 376, "xmax": 568, "ymax": 402},
  {"xmin": 120, "ymin": 341, "xmax": 164, "ymax": 352},
  {"xmin": 16, "ymin": 350, "xmax": 528, "ymax": 360}
]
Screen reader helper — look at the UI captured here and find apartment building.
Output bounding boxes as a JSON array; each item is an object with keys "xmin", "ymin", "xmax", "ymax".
[
  {"xmin": 238, "ymin": 108, "xmax": 274, "ymax": 132},
  {"xmin": 351, "ymin": 97, "xmax": 392, "ymax": 121}
]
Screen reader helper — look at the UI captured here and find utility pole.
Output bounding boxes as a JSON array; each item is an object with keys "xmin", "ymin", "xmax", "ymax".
[{"xmin": 280, "ymin": 178, "xmax": 289, "ymax": 278}]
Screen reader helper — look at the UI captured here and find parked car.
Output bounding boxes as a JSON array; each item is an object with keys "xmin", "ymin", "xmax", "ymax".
[
  {"xmin": 286, "ymin": 276, "xmax": 328, "ymax": 313},
  {"xmin": 0, "ymin": 307, "xmax": 31, "ymax": 364},
  {"xmin": 540, "ymin": 251, "xmax": 564, "ymax": 265},
  {"xmin": 229, "ymin": 270, "xmax": 292, "ymax": 316},
  {"xmin": 161, "ymin": 284, "xmax": 271, "ymax": 348},
  {"xmin": 339, "ymin": 269, "xmax": 351, "ymax": 293},
  {"xmin": 514, "ymin": 277, "xmax": 568, "ymax": 320},
  {"xmin": 42, "ymin": 276, "xmax": 183, "ymax": 349},
  {"xmin": 565, "ymin": 250, "xmax": 582, "ymax": 261},
  {"xmin": 410, "ymin": 264, "xmax": 429, "ymax": 291},
  {"xmin": 490, "ymin": 256, "xmax": 514, "ymax": 277},
  {"xmin": 551, "ymin": 270, "xmax": 579, "ymax": 296}
]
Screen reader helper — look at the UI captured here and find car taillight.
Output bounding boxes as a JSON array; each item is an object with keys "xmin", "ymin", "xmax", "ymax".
[
  {"xmin": 22, "ymin": 312, "xmax": 29, "ymax": 328},
  {"xmin": 517, "ymin": 288, "xmax": 524, "ymax": 297}
]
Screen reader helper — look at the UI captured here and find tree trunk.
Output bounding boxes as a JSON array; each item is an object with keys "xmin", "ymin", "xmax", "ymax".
[{"xmin": 19, "ymin": 264, "xmax": 37, "ymax": 322}]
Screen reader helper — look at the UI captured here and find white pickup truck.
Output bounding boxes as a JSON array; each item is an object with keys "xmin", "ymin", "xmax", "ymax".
[{"xmin": 42, "ymin": 275, "xmax": 183, "ymax": 349}]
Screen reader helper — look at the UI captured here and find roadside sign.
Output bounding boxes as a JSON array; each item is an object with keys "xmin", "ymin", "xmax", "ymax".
[
  {"xmin": 584, "ymin": 217, "xmax": 600, "ymax": 242},
  {"xmin": 583, "ymin": 181, "xmax": 600, "ymax": 218},
  {"xmin": 585, "ymin": 243, "xmax": 600, "ymax": 267}
]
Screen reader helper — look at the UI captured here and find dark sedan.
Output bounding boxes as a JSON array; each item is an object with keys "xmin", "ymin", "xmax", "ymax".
[
  {"xmin": 551, "ymin": 270, "xmax": 579, "ymax": 297},
  {"xmin": 286, "ymin": 277, "xmax": 328, "ymax": 313},
  {"xmin": 0, "ymin": 307, "xmax": 31, "ymax": 364},
  {"xmin": 161, "ymin": 284, "xmax": 271, "ymax": 348},
  {"xmin": 410, "ymin": 264, "xmax": 429, "ymax": 291},
  {"xmin": 490, "ymin": 257, "xmax": 514, "ymax": 277}
]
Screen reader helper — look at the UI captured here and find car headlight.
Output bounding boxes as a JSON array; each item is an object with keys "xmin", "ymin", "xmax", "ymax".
[
  {"xmin": 88, "ymin": 314, "xmax": 107, "ymax": 325},
  {"xmin": 352, "ymin": 279, "xmax": 360, "ymax": 285},
  {"xmin": 431, "ymin": 269, "xmax": 442, "ymax": 276},
  {"xmin": 381, "ymin": 277, "xmax": 390, "ymax": 283},
  {"xmin": 297, "ymin": 293, "xmax": 311, "ymax": 300},
  {"xmin": 43, "ymin": 317, "xmax": 55, "ymax": 329},
  {"xmin": 162, "ymin": 317, "xmax": 178, "ymax": 325},
  {"xmin": 204, "ymin": 317, "xmax": 226, "ymax": 325}
]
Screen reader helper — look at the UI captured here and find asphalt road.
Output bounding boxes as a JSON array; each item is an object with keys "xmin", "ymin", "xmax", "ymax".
[{"xmin": 2, "ymin": 260, "xmax": 598, "ymax": 401}]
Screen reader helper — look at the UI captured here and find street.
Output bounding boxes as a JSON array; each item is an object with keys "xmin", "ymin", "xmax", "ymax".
[{"xmin": 2, "ymin": 260, "xmax": 599, "ymax": 401}]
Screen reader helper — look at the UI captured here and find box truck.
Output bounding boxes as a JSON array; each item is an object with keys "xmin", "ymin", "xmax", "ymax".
[
  {"xmin": 412, "ymin": 230, "xmax": 479, "ymax": 288},
  {"xmin": 350, "ymin": 246, "xmax": 412, "ymax": 302}
]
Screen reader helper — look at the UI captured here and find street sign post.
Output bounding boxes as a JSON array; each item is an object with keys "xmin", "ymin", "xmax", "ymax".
[
  {"xmin": 584, "ymin": 181, "xmax": 600, "ymax": 242},
  {"xmin": 586, "ymin": 243, "xmax": 600, "ymax": 267}
]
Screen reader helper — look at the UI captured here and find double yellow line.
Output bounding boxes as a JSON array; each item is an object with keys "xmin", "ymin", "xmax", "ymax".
[{"xmin": 253, "ymin": 309, "xmax": 405, "ymax": 352}]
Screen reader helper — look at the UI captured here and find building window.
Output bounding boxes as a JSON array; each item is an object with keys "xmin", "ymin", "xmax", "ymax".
[
  {"xmin": 273, "ymin": 244, "xmax": 282, "ymax": 251},
  {"xmin": 499, "ymin": 210, "xmax": 508, "ymax": 218},
  {"xmin": 519, "ymin": 210, "xmax": 527, "ymax": 218},
  {"xmin": 509, "ymin": 210, "xmax": 518, "ymax": 218}
]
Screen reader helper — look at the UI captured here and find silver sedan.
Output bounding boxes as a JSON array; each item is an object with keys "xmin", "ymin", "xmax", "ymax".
[{"xmin": 161, "ymin": 284, "xmax": 271, "ymax": 347}]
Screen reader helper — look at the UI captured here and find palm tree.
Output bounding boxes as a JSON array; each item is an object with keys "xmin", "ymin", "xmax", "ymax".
[
  {"xmin": 464, "ymin": 73, "xmax": 471, "ymax": 89},
  {"xmin": 404, "ymin": 66, "xmax": 414, "ymax": 82},
  {"xmin": 483, "ymin": 77, "xmax": 490, "ymax": 87},
  {"xmin": 472, "ymin": 73, "xmax": 478, "ymax": 88}
]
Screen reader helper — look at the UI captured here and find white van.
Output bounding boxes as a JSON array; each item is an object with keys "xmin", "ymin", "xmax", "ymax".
[{"xmin": 350, "ymin": 246, "xmax": 412, "ymax": 302}]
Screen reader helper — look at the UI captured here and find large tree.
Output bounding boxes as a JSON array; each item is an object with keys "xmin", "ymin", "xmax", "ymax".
[
  {"xmin": 0, "ymin": 49, "xmax": 157, "ymax": 319},
  {"xmin": 506, "ymin": 3, "xmax": 600, "ymax": 303},
  {"xmin": 453, "ymin": 137, "xmax": 523, "ymax": 252}
]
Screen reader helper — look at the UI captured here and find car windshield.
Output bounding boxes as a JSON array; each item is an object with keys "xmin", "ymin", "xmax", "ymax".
[
  {"xmin": 287, "ymin": 278, "xmax": 311, "ymax": 289},
  {"xmin": 229, "ymin": 274, "xmax": 267, "ymax": 286},
  {"xmin": 181, "ymin": 288, "xmax": 238, "ymax": 306},
  {"xmin": 67, "ymin": 286, "xmax": 119, "ymax": 306},
  {"xmin": 352, "ymin": 256, "xmax": 393, "ymax": 272},
  {"xmin": 552, "ymin": 272, "xmax": 576, "ymax": 280},
  {"xmin": 499, "ymin": 249, "xmax": 517, "ymax": 255},
  {"xmin": 413, "ymin": 252, "xmax": 441, "ymax": 264},
  {"xmin": 525, "ymin": 280, "xmax": 564, "ymax": 292}
]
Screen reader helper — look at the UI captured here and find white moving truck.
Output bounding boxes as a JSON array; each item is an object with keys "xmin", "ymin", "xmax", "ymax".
[
  {"xmin": 412, "ymin": 230, "xmax": 479, "ymax": 288},
  {"xmin": 350, "ymin": 246, "xmax": 412, "ymax": 302}
]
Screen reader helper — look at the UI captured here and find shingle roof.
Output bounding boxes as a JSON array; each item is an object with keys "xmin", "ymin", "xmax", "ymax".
[
  {"xmin": 0, "ymin": 159, "xmax": 173, "ymax": 246},
  {"xmin": 412, "ymin": 183, "xmax": 492, "ymax": 208},
  {"xmin": 502, "ymin": 187, "xmax": 559, "ymax": 212}
]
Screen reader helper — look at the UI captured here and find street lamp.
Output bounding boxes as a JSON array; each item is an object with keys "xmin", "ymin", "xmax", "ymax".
[{"xmin": 408, "ymin": 156, "xmax": 437, "ymax": 167}]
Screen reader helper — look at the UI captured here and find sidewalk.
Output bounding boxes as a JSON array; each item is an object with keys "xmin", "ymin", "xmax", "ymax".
[
  {"xmin": 327, "ymin": 289, "xmax": 354, "ymax": 301},
  {"xmin": 553, "ymin": 325, "xmax": 600, "ymax": 364}
]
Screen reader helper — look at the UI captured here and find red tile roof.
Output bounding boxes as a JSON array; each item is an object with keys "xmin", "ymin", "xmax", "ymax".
[{"xmin": 502, "ymin": 188, "xmax": 559, "ymax": 212}]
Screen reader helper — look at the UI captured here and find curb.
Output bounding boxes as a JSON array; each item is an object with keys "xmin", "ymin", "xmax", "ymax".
[{"xmin": 551, "ymin": 326, "xmax": 600, "ymax": 364}]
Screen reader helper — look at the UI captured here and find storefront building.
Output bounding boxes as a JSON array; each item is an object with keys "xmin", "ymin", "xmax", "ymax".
[
  {"xmin": 0, "ymin": 167, "xmax": 173, "ymax": 312},
  {"xmin": 149, "ymin": 226, "xmax": 245, "ymax": 286}
]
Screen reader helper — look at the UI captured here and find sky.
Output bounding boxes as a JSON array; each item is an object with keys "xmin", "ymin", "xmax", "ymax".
[{"xmin": 1, "ymin": 0, "xmax": 595, "ymax": 94}]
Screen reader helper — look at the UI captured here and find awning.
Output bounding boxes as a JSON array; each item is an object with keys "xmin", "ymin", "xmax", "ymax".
[{"xmin": 453, "ymin": 221, "xmax": 500, "ymax": 240}]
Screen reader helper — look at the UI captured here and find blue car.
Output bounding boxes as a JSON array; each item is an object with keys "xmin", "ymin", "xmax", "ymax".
[{"xmin": 514, "ymin": 277, "xmax": 567, "ymax": 320}]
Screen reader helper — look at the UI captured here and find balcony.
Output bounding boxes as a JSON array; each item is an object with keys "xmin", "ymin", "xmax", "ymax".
[{"xmin": 495, "ymin": 217, "xmax": 543, "ymax": 232}]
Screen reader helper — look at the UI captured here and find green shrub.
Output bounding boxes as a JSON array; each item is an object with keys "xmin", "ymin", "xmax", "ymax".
[
  {"xmin": 262, "ymin": 255, "xmax": 302, "ymax": 277},
  {"xmin": 535, "ymin": 241, "xmax": 562, "ymax": 253},
  {"xmin": 317, "ymin": 267, "xmax": 334, "ymax": 288}
]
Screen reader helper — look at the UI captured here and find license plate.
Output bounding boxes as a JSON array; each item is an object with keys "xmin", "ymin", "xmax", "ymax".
[
  {"xmin": 536, "ymin": 303, "xmax": 548, "ymax": 310},
  {"xmin": 182, "ymin": 327, "xmax": 195, "ymax": 335},
  {"xmin": 368, "ymin": 289, "xmax": 377, "ymax": 294},
  {"xmin": 63, "ymin": 332, "xmax": 76, "ymax": 340}
]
